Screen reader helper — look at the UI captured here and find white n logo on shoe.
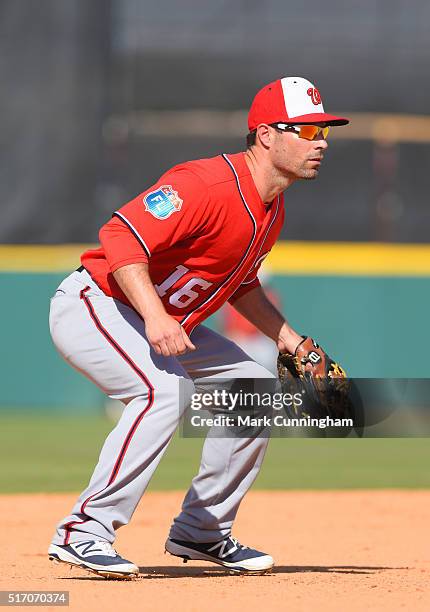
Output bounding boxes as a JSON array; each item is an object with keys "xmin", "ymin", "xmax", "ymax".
[
  {"xmin": 208, "ymin": 538, "xmax": 238, "ymax": 559},
  {"xmin": 72, "ymin": 541, "xmax": 104, "ymax": 556}
]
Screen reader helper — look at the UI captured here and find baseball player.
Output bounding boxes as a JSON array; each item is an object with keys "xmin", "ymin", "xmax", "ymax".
[{"xmin": 48, "ymin": 76, "xmax": 349, "ymax": 579}]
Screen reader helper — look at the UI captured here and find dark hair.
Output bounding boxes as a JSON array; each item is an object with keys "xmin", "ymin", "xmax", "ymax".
[{"xmin": 246, "ymin": 131, "xmax": 257, "ymax": 148}]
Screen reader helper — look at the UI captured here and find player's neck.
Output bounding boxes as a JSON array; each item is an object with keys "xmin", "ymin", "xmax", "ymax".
[{"xmin": 243, "ymin": 149, "xmax": 295, "ymax": 204}]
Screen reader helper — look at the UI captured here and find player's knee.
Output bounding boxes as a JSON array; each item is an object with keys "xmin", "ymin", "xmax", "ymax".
[
  {"xmin": 139, "ymin": 376, "xmax": 195, "ymax": 414},
  {"xmin": 119, "ymin": 374, "xmax": 195, "ymax": 414}
]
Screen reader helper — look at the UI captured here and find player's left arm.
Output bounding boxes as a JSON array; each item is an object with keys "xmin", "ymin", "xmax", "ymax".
[{"xmin": 231, "ymin": 285, "xmax": 302, "ymax": 354}]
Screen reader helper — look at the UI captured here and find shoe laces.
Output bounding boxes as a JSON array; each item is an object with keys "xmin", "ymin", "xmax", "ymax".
[{"xmin": 228, "ymin": 536, "xmax": 248, "ymax": 551}]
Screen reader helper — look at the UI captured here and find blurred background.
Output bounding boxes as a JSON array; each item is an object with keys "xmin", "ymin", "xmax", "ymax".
[
  {"xmin": 1, "ymin": 1, "xmax": 429, "ymax": 491},
  {"xmin": 3, "ymin": 0, "xmax": 430, "ymax": 243}
]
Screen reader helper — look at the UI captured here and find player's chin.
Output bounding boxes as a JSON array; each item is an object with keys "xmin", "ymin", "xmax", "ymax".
[{"xmin": 300, "ymin": 168, "xmax": 319, "ymax": 180}]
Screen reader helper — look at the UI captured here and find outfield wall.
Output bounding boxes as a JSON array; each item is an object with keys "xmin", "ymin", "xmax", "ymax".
[{"xmin": 1, "ymin": 243, "xmax": 429, "ymax": 410}]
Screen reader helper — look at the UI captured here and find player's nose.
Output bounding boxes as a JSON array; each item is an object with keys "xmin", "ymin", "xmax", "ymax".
[{"xmin": 315, "ymin": 136, "xmax": 328, "ymax": 151}]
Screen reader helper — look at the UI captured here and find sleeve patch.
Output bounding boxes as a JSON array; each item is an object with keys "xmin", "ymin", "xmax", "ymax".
[{"xmin": 143, "ymin": 185, "xmax": 183, "ymax": 220}]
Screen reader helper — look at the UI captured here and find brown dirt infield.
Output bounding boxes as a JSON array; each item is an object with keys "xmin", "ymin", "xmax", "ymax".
[{"xmin": 0, "ymin": 491, "xmax": 429, "ymax": 611}]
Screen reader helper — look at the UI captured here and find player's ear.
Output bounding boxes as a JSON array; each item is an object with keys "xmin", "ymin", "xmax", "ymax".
[{"xmin": 255, "ymin": 124, "xmax": 272, "ymax": 149}]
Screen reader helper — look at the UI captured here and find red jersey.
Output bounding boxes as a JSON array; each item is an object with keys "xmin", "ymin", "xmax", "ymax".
[{"xmin": 81, "ymin": 152, "xmax": 285, "ymax": 335}]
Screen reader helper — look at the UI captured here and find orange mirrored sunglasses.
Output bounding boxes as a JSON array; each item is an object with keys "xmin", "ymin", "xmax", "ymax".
[{"xmin": 271, "ymin": 123, "xmax": 330, "ymax": 141}]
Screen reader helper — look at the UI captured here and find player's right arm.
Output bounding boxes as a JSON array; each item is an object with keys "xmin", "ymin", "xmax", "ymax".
[
  {"xmin": 98, "ymin": 167, "xmax": 209, "ymax": 357},
  {"xmin": 112, "ymin": 262, "xmax": 195, "ymax": 357}
]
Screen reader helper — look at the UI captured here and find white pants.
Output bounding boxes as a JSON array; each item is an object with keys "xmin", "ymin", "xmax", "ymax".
[{"xmin": 49, "ymin": 269, "xmax": 275, "ymax": 545}]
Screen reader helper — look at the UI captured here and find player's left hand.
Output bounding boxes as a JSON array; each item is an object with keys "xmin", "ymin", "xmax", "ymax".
[
  {"xmin": 276, "ymin": 322, "xmax": 303, "ymax": 355},
  {"xmin": 277, "ymin": 336, "xmax": 350, "ymax": 419}
]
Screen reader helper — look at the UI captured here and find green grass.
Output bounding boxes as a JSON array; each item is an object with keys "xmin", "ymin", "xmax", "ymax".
[{"xmin": 0, "ymin": 413, "xmax": 429, "ymax": 493}]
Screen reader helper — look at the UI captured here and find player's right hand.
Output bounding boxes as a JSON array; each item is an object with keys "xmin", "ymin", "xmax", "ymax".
[{"xmin": 145, "ymin": 313, "xmax": 196, "ymax": 357}]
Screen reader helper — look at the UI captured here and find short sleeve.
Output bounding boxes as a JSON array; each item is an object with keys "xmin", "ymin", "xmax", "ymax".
[{"xmin": 99, "ymin": 216, "xmax": 150, "ymax": 273}]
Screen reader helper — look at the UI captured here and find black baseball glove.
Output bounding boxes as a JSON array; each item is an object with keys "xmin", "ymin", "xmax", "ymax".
[{"xmin": 277, "ymin": 336, "xmax": 351, "ymax": 420}]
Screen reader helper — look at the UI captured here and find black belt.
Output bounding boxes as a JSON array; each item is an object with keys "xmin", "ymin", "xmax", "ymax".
[{"xmin": 75, "ymin": 265, "xmax": 104, "ymax": 293}]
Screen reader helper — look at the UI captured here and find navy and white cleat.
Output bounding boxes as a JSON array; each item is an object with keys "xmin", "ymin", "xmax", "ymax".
[
  {"xmin": 48, "ymin": 540, "xmax": 139, "ymax": 580},
  {"xmin": 165, "ymin": 536, "xmax": 274, "ymax": 574}
]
